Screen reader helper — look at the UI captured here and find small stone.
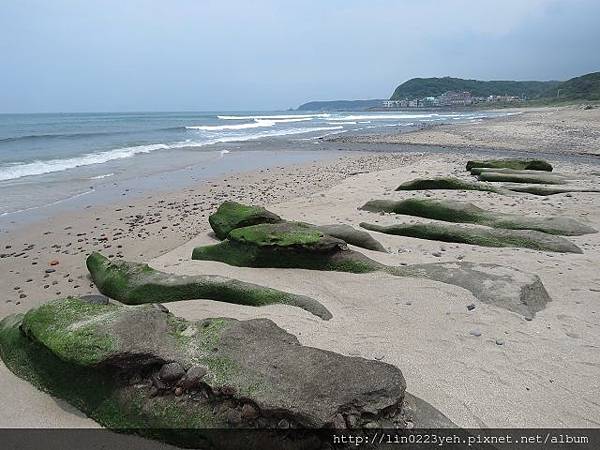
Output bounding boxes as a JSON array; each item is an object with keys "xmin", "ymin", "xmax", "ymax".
[
  {"xmin": 19, "ymin": 293, "xmax": 27, "ymax": 299},
  {"xmin": 159, "ymin": 362, "xmax": 185, "ymax": 382},
  {"xmin": 495, "ymin": 338, "xmax": 505, "ymax": 346},
  {"xmin": 45, "ymin": 268, "xmax": 56, "ymax": 274},
  {"xmin": 241, "ymin": 403, "xmax": 259, "ymax": 421},
  {"xmin": 332, "ymin": 413, "xmax": 346, "ymax": 429},
  {"xmin": 174, "ymin": 387, "xmax": 183, "ymax": 396},
  {"xmin": 432, "ymin": 252, "xmax": 442, "ymax": 257},
  {"xmin": 466, "ymin": 303, "xmax": 476, "ymax": 311},
  {"xmin": 226, "ymin": 408, "xmax": 243, "ymax": 425},
  {"xmin": 345, "ymin": 414, "xmax": 360, "ymax": 428},
  {"xmin": 469, "ymin": 329, "xmax": 482, "ymax": 337},
  {"xmin": 180, "ymin": 365, "xmax": 208, "ymax": 389},
  {"xmin": 49, "ymin": 260, "xmax": 59, "ymax": 266}
]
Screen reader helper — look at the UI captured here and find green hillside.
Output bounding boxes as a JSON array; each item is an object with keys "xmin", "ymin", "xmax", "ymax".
[
  {"xmin": 549, "ymin": 72, "xmax": 600, "ymax": 101},
  {"xmin": 390, "ymin": 77, "xmax": 560, "ymax": 100}
]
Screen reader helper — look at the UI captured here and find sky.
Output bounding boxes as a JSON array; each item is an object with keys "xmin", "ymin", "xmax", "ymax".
[{"xmin": 1, "ymin": 0, "xmax": 599, "ymax": 112}]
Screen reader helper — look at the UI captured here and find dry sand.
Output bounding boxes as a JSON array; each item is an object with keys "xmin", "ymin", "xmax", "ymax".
[
  {"xmin": 330, "ymin": 105, "xmax": 600, "ymax": 156},
  {"xmin": 1, "ymin": 107, "xmax": 600, "ymax": 433}
]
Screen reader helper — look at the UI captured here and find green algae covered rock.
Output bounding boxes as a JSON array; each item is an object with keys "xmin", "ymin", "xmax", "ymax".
[
  {"xmin": 360, "ymin": 198, "xmax": 597, "ymax": 236},
  {"xmin": 208, "ymin": 201, "xmax": 387, "ymax": 252},
  {"xmin": 87, "ymin": 252, "xmax": 331, "ymax": 320},
  {"xmin": 193, "ymin": 222, "xmax": 551, "ymax": 317},
  {"xmin": 209, "ymin": 201, "xmax": 283, "ymax": 240},
  {"xmin": 315, "ymin": 223, "xmax": 387, "ymax": 252},
  {"xmin": 477, "ymin": 171, "xmax": 566, "ymax": 185},
  {"xmin": 360, "ymin": 222, "xmax": 582, "ymax": 254},
  {"xmin": 193, "ymin": 222, "xmax": 380, "ymax": 273},
  {"xmin": 396, "ymin": 177, "xmax": 499, "ymax": 193},
  {"xmin": 466, "ymin": 159, "xmax": 553, "ymax": 172},
  {"xmin": 504, "ymin": 185, "xmax": 600, "ymax": 196},
  {"xmin": 1, "ymin": 297, "xmax": 445, "ymax": 447}
]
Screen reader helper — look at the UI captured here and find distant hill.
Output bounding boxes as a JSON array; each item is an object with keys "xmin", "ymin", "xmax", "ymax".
[
  {"xmin": 296, "ymin": 99, "xmax": 384, "ymax": 111},
  {"xmin": 547, "ymin": 72, "xmax": 600, "ymax": 101},
  {"xmin": 390, "ymin": 77, "xmax": 559, "ymax": 100}
]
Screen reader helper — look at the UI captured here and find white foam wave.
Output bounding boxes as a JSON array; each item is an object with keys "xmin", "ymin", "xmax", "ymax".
[
  {"xmin": 187, "ymin": 117, "xmax": 311, "ymax": 131},
  {"xmin": 0, "ymin": 142, "xmax": 192, "ymax": 182},
  {"xmin": 328, "ymin": 113, "xmax": 462, "ymax": 121},
  {"xmin": 0, "ymin": 125, "xmax": 344, "ymax": 182},
  {"xmin": 217, "ymin": 114, "xmax": 330, "ymax": 120},
  {"xmin": 203, "ymin": 126, "xmax": 344, "ymax": 145},
  {"xmin": 326, "ymin": 121, "xmax": 356, "ymax": 125}
]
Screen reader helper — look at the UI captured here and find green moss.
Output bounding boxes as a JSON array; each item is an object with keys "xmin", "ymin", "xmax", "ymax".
[
  {"xmin": 505, "ymin": 185, "xmax": 600, "ymax": 196},
  {"xmin": 361, "ymin": 198, "xmax": 487, "ymax": 223},
  {"xmin": 21, "ymin": 297, "xmax": 119, "ymax": 366},
  {"xmin": 466, "ymin": 159, "xmax": 553, "ymax": 171},
  {"xmin": 208, "ymin": 201, "xmax": 282, "ymax": 240},
  {"xmin": 395, "ymin": 177, "xmax": 498, "ymax": 192},
  {"xmin": 360, "ymin": 222, "xmax": 582, "ymax": 253},
  {"xmin": 359, "ymin": 198, "xmax": 596, "ymax": 236},
  {"xmin": 228, "ymin": 222, "xmax": 325, "ymax": 247},
  {"xmin": 477, "ymin": 172, "xmax": 565, "ymax": 185},
  {"xmin": 0, "ymin": 314, "xmax": 224, "ymax": 447},
  {"xmin": 87, "ymin": 252, "xmax": 331, "ymax": 320},
  {"xmin": 192, "ymin": 239, "xmax": 380, "ymax": 274}
]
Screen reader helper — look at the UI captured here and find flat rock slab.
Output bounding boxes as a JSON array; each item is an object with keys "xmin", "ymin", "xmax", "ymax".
[
  {"xmin": 503, "ymin": 184, "xmax": 600, "ymax": 196},
  {"xmin": 360, "ymin": 221, "xmax": 582, "ymax": 253},
  {"xmin": 397, "ymin": 262, "xmax": 551, "ymax": 318},
  {"xmin": 466, "ymin": 159, "xmax": 553, "ymax": 172},
  {"xmin": 87, "ymin": 252, "xmax": 332, "ymax": 320},
  {"xmin": 478, "ymin": 171, "xmax": 566, "ymax": 185},
  {"xmin": 396, "ymin": 177, "xmax": 498, "ymax": 193},
  {"xmin": 360, "ymin": 198, "xmax": 597, "ymax": 236}
]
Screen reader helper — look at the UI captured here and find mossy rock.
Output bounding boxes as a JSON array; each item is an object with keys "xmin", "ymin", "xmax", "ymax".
[
  {"xmin": 1, "ymin": 298, "xmax": 419, "ymax": 444},
  {"xmin": 87, "ymin": 252, "xmax": 331, "ymax": 320},
  {"xmin": 360, "ymin": 222, "xmax": 582, "ymax": 253},
  {"xmin": 193, "ymin": 223, "xmax": 380, "ymax": 274},
  {"xmin": 209, "ymin": 201, "xmax": 387, "ymax": 252},
  {"xmin": 504, "ymin": 185, "xmax": 600, "ymax": 196},
  {"xmin": 466, "ymin": 159, "xmax": 553, "ymax": 172},
  {"xmin": 315, "ymin": 224, "xmax": 387, "ymax": 252},
  {"xmin": 193, "ymin": 223, "xmax": 551, "ymax": 317},
  {"xmin": 360, "ymin": 198, "xmax": 596, "ymax": 236},
  {"xmin": 469, "ymin": 167, "xmax": 553, "ymax": 176},
  {"xmin": 209, "ymin": 201, "xmax": 283, "ymax": 240},
  {"xmin": 396, "ymin": 177, "xmax": 499, "ymax": 193},
  {"xmin": 477, "ymin": 171, "xmax": 566, "ymax": 185}
]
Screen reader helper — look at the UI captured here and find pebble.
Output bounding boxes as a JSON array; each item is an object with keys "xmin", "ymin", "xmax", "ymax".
[
  {"xmin": 45, "ymin": 268, "xmax": 56, "ymax": 274},
  {"xmin": 495, "ymin": 338, "xmax": 505, "ymax": 345},
  {"xmin": 466, "ymin": 303, "xmax": 476, "ymax": 311},
  {"xmin": 159, "ymin": 362, "xmax": 185, "ymax": 381},
  {"xmin": 469, "ymin": 329, "xmax": 482, "ymax": 337}
]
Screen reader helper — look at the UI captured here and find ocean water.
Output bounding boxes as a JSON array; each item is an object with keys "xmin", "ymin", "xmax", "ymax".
[{"xmin": 0, "ymin": 110, "xmax": 509, "ymax": 219}]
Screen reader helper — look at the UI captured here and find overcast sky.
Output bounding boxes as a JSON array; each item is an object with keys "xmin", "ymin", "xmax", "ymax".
[{"xmin": 1, "ymin": 0, "xmax": 599, "ymax": 112}]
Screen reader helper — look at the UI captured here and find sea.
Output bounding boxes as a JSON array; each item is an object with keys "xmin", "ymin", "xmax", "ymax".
[{"xmin": 0, "ymin": 110, "xmax": 510, "ymax": 221}]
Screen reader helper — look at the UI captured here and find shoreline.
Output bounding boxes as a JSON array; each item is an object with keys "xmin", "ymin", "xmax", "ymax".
[
  {"xmin": 2, "ymin": 105, "xmax": 600, "ymax": 430},
  {"xmin": 327, "ymin": 105, "xmax": 600, "ymax": 157}
]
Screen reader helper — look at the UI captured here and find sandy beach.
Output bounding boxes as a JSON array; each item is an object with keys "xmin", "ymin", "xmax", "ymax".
[
  {"xmin": 2, "ymin": 106, "xmax": 600, "ymax": 433},
  {"xmin": 330, "ymin": 105, "xmax": 600, "ymax": 156}
]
